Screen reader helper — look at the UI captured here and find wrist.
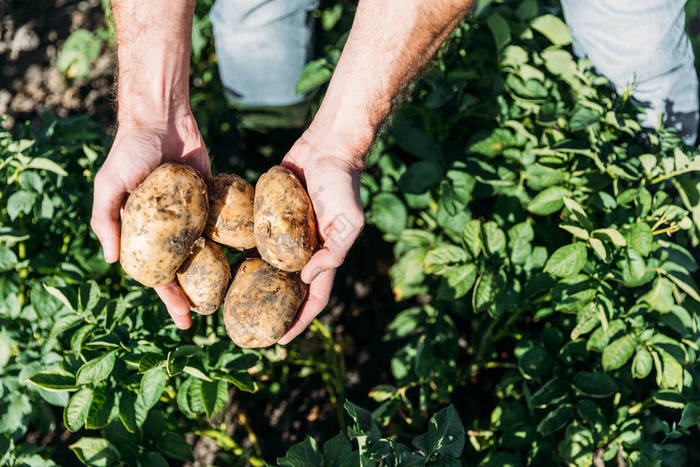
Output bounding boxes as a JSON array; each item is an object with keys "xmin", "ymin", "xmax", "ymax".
[
  {"xmin": 305, "ymin": 98, "xmax": 381, "ymax": 169},
  {"xmin": 117, "ymin": 81, "xmax": 191, "ymax": 129}
]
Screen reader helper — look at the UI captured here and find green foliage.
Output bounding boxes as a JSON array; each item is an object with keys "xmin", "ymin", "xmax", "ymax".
[
  {"xmin": 57, "ymin": 30, "xmax": 102, "ymax": 80},
  {"xmin": 0, "ymin": 115, "xmax": 262, "ymax": 464},
  {"xmin": 288, "ymin": 0, "xmax": 700, "ymax": 464},
  {"xmin": 10, "ymin": 0, "xmax": 700, "ymax": 465}
]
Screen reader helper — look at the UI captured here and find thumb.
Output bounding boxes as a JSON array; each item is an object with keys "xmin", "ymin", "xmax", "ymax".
[
  {"xmin": 301, "ymin": 212, "xmax": 363, "ymax": 283},
  {"xmin": 90, "ymin": 171, "xmax": 125, "ymax": 263}
]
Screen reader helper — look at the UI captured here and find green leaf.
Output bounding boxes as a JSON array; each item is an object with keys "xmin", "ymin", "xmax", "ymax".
[
  {"xmin": 183, "ymin": 365, "xmax": 213, "ymax": 382},
  {"xmin": 575, "ymin": 400, "xmax": 608, "ymax": 442},
  {"xmin": 26, "ymin": 372, "xmax": 77, "ymax": 391},
  {"xmin": 680, "ymin": 402, "xmax": 700, "ymax": 428},
  {"xmin": 118, "ymin": 391, "xmax": 148, "ymax": 432},
  {"xmin": 572, "ymin": 371, "xmax": 617, "ymax": 398},
  {"xmin": 7, "ymin": 191, "xmax": 37, "ymax": 220},
  {"xmin": 214, "ymin": 371, "xmax": 257, "ymax": 393},
  {"xmin": 519, "ymin": 346, "xmax": 551, "ymax": 379},
  {"xmin": 42, "ymin": 284, "xmax": 77, "ymax": 312},
  {"xmin": 655, "ymin": 348, "xmax": 684, "ymax": 391},
  {"xmin": 296, "ymin": 59, "xmax": 333, "ymax": 94},
  {"xmin": 323, "ymin": 433, "xmax": 357, "ymax": 467},
  {"xmin": 0, "ymin": 247, "xmax": 18, "ymax": 272},
  {"xmin": 398, "ymin": 161, "xmax": 443, "ymax": 194},
  {"xmin": 49, "ymin": 314, "xmax": 84, "ymax": 342},
  {"xmin": 70, "ymin": 437, "xmax": 120, "ymax": 467},
  {"xmin": 64, "ymin": 386, "xmax": 94, "ymax": 432},
  {"xmin": 632, "ymin": 348, "xmax": 653, "ymax": 379},
  {"xmin": 529, "ymin": 378, "xmax": 569, "ymax": 409},
  {"xmin": 200, "ymin": 380, "xmax": 228, "ymax": 419},
  {"xmin": 587, "ymin": 319, "xmax": 626, "ymax": 353},
  {"xmin": 278, "ymin": 436, "xmax": 324, "ymax": 467},
  {"xmin": 412, "ymin": 405, "xmax": 465, "ymax": 458},
  {"xmin": 537, "ymin": 403, "xmax": 573, "ymax": 436},
  {"xmin": 570, "ymin": 107, "xmax": 601, "ymax": 132},
  {"xmin": 643, "ymin": 277, "xmax": 675, "ymax": 312},
  {"xmin": 628, "ymin": 222, "xmax": 653, "ymax": 256},
  {"xmin": 462, "ymin": 219, "xmax": 482, "ymax": 257},
  {"xmin": 391, "ymin": 114, "xmax": 444, "ymax": 161},
  {"xmin": 663, "ymin": 268, "xmax": 700, "ymax": 303},
  {"xmin": 473, "ymin": 268, "xmax": 503, "ymax": 315},
  {"xmin": 486, "ymin": 12, "xmax": 511, "ymax": 50},
  {"xmin": 440, "ymin": 264, "xmax": 477, "ymax": 299},
  {"xmin": 139, "ymin": 367, "xmax": 167, "ymax": 409},
  {"xmin": 483, "ymin": 221, "xmax": 506, "ymax": 256},
  {"xmin": 653, "ymin": 390, "xmax": 685, "ymax": 409},
  {"xmin": 137, "ymin": 451, "xmax": 169, "ymax": 467},
  {"xmin": 25, "ymin": 157, "xmax": 69, "ymax": 176},
  {"xmin": 71, "ymin": 324, "xmax": 95, "ymax": 355},
  {"xmin": 527, "ymin": 186, "xmax": 569, "ymax": 215},
  {"xmin": 530, "ymin": 14, "xmax": 572, "ymax": 45},
  {"xmin": 76, "ymin": 350, "xmax": 118, "ymax": 385},
  {"xmin": 591, "ymin": 228, "xmax": 627, "ymax": 247},
  {"xmin": 570, "ymin": 302, "xmax": 599, "ymax": 340},
  {"xmin": 602, "ymin": 335, "xmax": 636, "ymax": 371},
  {"xmin": 544, "ymin": 242, "xmax": 587, "ymax": 278},
  {"xmin": 57, "ymin": 29, "xmax": 102, "ymax": 80},
  {"xmin": 371, "ymin": 193, "xmax": 407, "ymax": 236},
  {"xmin": 422, "ymin": 245, "xmax": 469, "ymax": 274},
  {"xmin": 86, "ymin": 385, "xmax": 115, "ymax": 430}
]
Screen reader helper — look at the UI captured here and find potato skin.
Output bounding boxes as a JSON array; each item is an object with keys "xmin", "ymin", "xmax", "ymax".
[
  {"xmin": 120, "ymin": 163, "xmax": 208, "ymax": 287},
  {"xmin": 176, "ymin": 238, "xmax": 231, "ymax": 315},
  {"xmin": 223, "ymin": 258, "xmax": 307, "ymax": 348},
  {"xmin": 254, "ymin": 165, "xmax": 318, "ymax": 272},
  {"xmin": 204, "ymin": 174, "xmax": 256, "ymax": 250}
]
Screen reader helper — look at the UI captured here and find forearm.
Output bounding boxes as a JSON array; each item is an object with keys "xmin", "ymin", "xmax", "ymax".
[
  {"xmin": 111, "ymin": 0, "xmax": 195, "ymax": 126},
  {"xmin": 307, "ymin": 0, "xmax": 473, "ymax": 165}
]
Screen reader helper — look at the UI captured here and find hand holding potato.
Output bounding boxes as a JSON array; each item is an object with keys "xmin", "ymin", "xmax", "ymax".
[
  {"xmin": 90, "ymin": 113, "xmax": 211, "ymax": 330},
  {"xmin": 277, "ymin": 132, "xmax": 365, "ymax": 345}
]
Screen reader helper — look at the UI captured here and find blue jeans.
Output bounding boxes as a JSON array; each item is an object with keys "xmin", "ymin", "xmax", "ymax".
[
  {"xmin": 212, "ymin": 0, "xmax": 699, "ymax": 144},
  {"xmin": 210, "ymin": 0, "xmax": 319, "ymax": 107},
  {"xmin": 561, "ymin": 0, "xmax": 698, "ymax": 145}
]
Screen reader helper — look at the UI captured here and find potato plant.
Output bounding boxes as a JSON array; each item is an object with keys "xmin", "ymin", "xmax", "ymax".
[
  {"xmin": 5, "ymin": 0, "xmax": 700, "ymax": 465},
  {"xmin": 0, "ymin": 116, "xmax": 262, "ymax": 465},
  {"xmin": 348, "ymin": 1, "xmax": 700, "ymax": 465}
]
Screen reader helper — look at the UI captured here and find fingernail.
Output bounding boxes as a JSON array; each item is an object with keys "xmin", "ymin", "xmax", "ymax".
[{"xmin": 103, "ymin": 244, "xmax": 118, "ymax": 263}]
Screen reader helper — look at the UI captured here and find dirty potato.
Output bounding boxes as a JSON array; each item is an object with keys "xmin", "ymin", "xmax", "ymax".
[
  {"xmin": 223, "ymin": 258, "xmax": 307, "ymax": 348},
  {"xmin": 176, "ymin": 238, "xmax": 231, "ymax": 315},
  {"xmin": 120, "ymin": 162, "xmax": 208, "ymax": 287},
  {"xmin": 204, "ymin": 174, "xmax": 255, "ymax": 249},
  {"xmin": 253, "ymin": 165, "xmax": 318, "ymax": 272}
]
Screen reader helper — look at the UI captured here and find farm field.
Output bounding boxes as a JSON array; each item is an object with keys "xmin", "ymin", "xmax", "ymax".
[{"xmin": 3, "ymin": 0, "xmax": 700, "ymax": 465}]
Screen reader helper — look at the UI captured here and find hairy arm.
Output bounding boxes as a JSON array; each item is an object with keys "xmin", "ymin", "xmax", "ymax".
[
  {"xmin": 112, "ymin": 0, "xmax": 195, "ymax": 126},
  {"xmin": 91, "ymin": 0, "xmax": 210, "ymax": 329},
  {"xmin": 302, "ymin": 0, "xmax": 474, "ymax": 164},
  {"xmin": 279, "ymin": 0, "xmax": 474, "ymax": 343}
]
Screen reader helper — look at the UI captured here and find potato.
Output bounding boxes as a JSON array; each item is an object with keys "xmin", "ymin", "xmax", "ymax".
[
  {"xmin": 120, "ymin": 163, "xmax": 208, "ymax": 287},
  {"xmin": 204, "ymin": 174, "xmax": 255, "ymax": 249},
  {"xmin": 223, "ymin": 258, "xmax": 307, "ymax": 348},
  {"xmin": 176, "ymin": 238, "xmax": 231, "ymax": 314},
  {"xmin": 254, "ymin": 165, "xmax": 318, "ymax": 272}
]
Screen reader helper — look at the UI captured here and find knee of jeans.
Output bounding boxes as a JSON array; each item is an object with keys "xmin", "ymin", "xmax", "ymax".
[{"xmin": 211, "ymin": 0, "xmax": 318, "ymax": 30}]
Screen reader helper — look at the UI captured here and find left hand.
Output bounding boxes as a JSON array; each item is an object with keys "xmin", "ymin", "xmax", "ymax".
[{"xmin": 277, "ymin": 132, "xmax": 365, "ymax": 344}]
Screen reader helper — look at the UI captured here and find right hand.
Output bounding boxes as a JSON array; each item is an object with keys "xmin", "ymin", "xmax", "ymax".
[{"xmin": 90, "ymin": 111, "xmax": 211, "ymax": 329}]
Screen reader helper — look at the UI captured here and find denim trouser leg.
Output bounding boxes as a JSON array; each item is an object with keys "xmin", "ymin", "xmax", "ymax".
[
  {"xmin": 560, "ymin": 0, "xmax": 699, "ymax": 145},
  {"xmin": 210, "ymin": 0, "xmax": 319, "ymax": 106}
]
